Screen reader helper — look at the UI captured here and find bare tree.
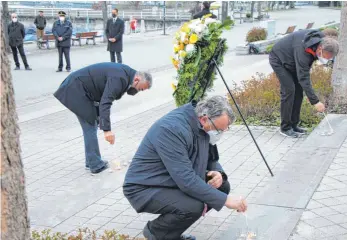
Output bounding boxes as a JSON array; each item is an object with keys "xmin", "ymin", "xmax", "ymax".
[
  {"xmin": 331, "ymin": 2, "xmax": 347, "ymax": 108},
  {"xmin": 1, "ymin": 1, "xmax": 11, "ymax": 53},
  {"xmin": 250, "ymin": 1, "xmax": 255, "ymax": 18},
  {"xmin": 257, "ymin": 1, "xmax": 262, "ymax": 17},
  {"xmin": 101, "ymin": 1, "xmax": 108, "ymax": 43},
  {"xmin": 1, "ymin": 21, "xmax": 30, "ymax": 240}
]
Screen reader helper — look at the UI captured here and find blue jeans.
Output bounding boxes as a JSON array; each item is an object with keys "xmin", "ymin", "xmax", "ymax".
[{"xmin": 77, "ymin": 115, "xmax": 106, "ymax": 172}]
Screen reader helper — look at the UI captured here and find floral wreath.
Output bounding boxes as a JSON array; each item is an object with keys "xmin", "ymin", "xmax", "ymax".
[{"xmin": 170, "ymin": 14, "xmax": 233, "ymax": 106}]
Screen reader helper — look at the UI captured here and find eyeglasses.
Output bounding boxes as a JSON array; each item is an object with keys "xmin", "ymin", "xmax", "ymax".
[{"xmin": 208, "ymin": 117, "xmax": 230, "ymax": 134}]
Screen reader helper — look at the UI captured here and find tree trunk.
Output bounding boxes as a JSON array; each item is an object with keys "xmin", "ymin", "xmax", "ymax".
[
  {"xmin": 1, "ymin": 1, "xmax": 11, "ymax": 53},
  {"xmin": 257, "ymin": 1, "xmax": 262, "ymax": 17},
  {"xmin": 250, "ymin": 1, "xmax": 255, "ymax": 18},
  {"xmin": 331, "ymin": 2, "xmax": 347, "ymax": 108},
  {"xmin": 1, "ymin": 19, "xmax": 30, "ymax": 240},
  {"xmin": 101, "ymin": 1, "xmax": 108, "ymax": 43},
  {"xmin": 221, "ymin": 1, "xmax": 228, "ymax": 21}
]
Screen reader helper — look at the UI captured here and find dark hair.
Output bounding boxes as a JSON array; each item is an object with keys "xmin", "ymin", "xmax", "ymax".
[
  {"xmin": 39, "ymin": 10, "xmax": 43, "ymax": 13},
  {"xmin": 113, "ymin": 8, "xmax": 118, "ymax": 12},
  {"xmin": 203, "ymin": 1, "xmax": 210, "ymax": 9}
]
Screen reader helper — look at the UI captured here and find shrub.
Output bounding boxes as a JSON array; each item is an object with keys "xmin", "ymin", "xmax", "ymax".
[
  {"xmin": 246, "ymin": 27, "xmax": 267, "ymax": 43},
  {"xmin": 228, "ymin": 64, "xmax": 333, "ymax": 129},
  {"xmin": 246, "ymin": 13, "xmax": 251, "ymax": 18}
]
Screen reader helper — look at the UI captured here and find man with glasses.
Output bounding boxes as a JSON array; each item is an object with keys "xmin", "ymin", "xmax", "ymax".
[
  {"xmin": 123, "ymin": 96, "xmax": 248, "ymax": 240},
  {"xmin": 54, "ymin": 62, "xmax": 152, "ymax": 174}
]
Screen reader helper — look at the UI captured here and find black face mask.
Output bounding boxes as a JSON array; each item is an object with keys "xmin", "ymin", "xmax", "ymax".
[
  {"xmin": 112, "ymin": 14, "xmax": 117, "ymax": 18},
  {"xmin": 127, "ymin": 87, "xmax": 138, "ymax": 96}
]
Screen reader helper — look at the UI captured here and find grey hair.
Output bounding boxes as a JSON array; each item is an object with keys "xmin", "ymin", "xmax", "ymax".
[
  {"xmin": 11, "ymin": 13, "xmax": 17, "ymax": 17},
  {"xmin": 320, "ymin": 37, "xmax": 339, "ymax": 56},
  {"xmin": 195, "ymin": 95, "xmax": 236, "ymax": 123},
  {"xmin": 136, "ymin": 71, "xmax": 153, "ymax": 88}
]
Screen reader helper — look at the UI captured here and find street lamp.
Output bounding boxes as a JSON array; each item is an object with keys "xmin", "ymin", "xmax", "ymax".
[{"xmin": 163, "ymin": 1, "xmax": 166, "ymax": 35}]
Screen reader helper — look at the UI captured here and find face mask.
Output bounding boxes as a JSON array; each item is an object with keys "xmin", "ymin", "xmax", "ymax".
[
  {"xmin": 59, "ymin": 17, "xmax": 65, "ymax": 21},
  {"xmin": 127, "ymin": 87, "xmax": 138, "ymax": 96},
  {"xmin": 112, "ymin": 14, "xmax": 117, "ymax": 18},
  {"xmin": 318, "ymin": 49, "xmax": 329, "ymax": 65},
  {"xmin": 207, "ymin": 130, "xmax": 223, "ymax": 145},
  {"xmin": 12, "ymin": 18, "xmax": 17, "ymax": 23}
]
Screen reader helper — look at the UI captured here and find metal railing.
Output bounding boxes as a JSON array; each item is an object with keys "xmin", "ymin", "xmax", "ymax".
[{"xmin": 8, "ymin": 7, "xmax": 192, "ymax": 20}]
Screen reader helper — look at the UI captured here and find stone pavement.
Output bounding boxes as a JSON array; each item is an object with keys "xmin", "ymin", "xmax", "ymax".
[{"xmin": 289, "ymin": 138, "xmax": 347, "ymax": 240}]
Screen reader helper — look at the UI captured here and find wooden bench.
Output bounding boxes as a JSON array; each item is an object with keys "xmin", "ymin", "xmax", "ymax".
[
  {"xmin": 37, "ymin": 34, "xmax": 56, "ymax": 49},
  {"xmin": 71, "ymin": 32, "xmax": 98, "ymax": 46},
  {"xmin": 283, "ymin": 25, "xmax": 296, "ymax": 34},
  {"xmin": 305, "ymin": 22, "xmax": 314, "ymax": 29}
]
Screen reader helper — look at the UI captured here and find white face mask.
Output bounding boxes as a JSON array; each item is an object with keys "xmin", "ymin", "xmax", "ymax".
[
  {"xmin": 318, "ymin": 49, "xmax": 330, "ymax": 65},
  {"xmin": 12, "ymin": 18, "xmax": 17, "ymax": 23},
  {"xmin": 207, "ymin": 130, "xmax": 223, "ymax": 145},
  {"xmin": 59, "ymin": 17, "xmax": 65, "ymax": 21}
]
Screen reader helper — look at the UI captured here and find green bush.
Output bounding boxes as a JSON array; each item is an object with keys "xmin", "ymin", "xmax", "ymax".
[
  {"xmin": 246, "ymin": 27, "xmax": 267, "ymax": 43},
  {"xmin": 228, "ymin": 64, "xmax": 333, "ymax": 129},
  {"xmin": 246, "ymin": 13, "xmax": 251, "ymax": 18}
]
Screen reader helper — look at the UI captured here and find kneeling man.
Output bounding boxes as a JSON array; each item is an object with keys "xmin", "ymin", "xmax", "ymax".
[{"xmin": 123, "ymin": 96, "xmax": 247, "ymax": 240}]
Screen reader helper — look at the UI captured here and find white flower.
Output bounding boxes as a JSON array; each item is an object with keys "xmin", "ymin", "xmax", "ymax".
[
  {"xmin": 180, "ymin": 32, "xmax": 186, "ymax": 42},
  {"xmin": 204, "ymin": 18, "xmax": 218, "ymax": 25},
  {"xmin": 185, "ymin": 44, "xmax": 196, "ymax": 54}
]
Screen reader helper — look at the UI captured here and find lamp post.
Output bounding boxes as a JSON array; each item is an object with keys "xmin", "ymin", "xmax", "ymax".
[{"xmin": 163, "ymin": 1, "xmax": 166, "ymax": 35}]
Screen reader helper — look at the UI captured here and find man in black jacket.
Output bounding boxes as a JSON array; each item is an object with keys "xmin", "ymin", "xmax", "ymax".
[
  {"xmin": 52, "ymin": 11, "xmax": 72, "ymax": 72},
  {"xmin": 193, "ymin": 1, "xmax": 217, "ymax": 19},
  {"xmin": 123, "ymin": 96, "xmax": 247, "ymax": 240},
  {"xmin": 106, "ymin": 8, "xmax": 124, "ymax": 63},
  {"xmin": 54, "ymin": 63, "xmax": 152, "ymax": 174},
  {"xmin": 34, "ymin": 10, "xmax": 46, "ymax": 41},
  {"xmin": 269, "ymin": 30, "xmax": 339, "ymax": 138},
  {"xmin": 8, "ymin": 13, "xmax": 32, "ymax": 70}
]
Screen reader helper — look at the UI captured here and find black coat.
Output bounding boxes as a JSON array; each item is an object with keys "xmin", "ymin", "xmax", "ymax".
[
  {"xmin": 34, "ymin": 15, "xmax": 46, "ymax": 30},
  {"xmin": 53, "ymin": 63, "xmax": 137, "ymax": 131},
  {"xmin": 123, "ymin": 102, "xmax": 227, "ymax": 212},
  {"xmin": 52, "ymin": 20, "xmax": 73, "ymax": 47},
  {"xmin": 106, "ymin": 18, "xmax": 124, "ymax": 52},
  {"xmin": 193, "ymin": 9, "xmax": 217, "ymax": 19},
  {"xmin": 270, "ymin": 29, "xmax": 324, "ymax": 104},
  {"xmin": 8, "ymin": 22, "xmax": 25, "ymax": 47}
]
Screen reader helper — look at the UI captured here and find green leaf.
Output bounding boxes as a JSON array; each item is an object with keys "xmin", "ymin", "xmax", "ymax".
[{"xmin": 194, "ymin": 46, "xmax": 201, "ymax": 67}]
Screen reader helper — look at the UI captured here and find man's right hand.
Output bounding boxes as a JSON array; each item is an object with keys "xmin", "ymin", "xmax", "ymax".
[
  {"xmin": 314, "ymin": 102, "xmax": 325, "ymax": 112},
  {"xmin": 225, "ymin": 195, "xmax": 247, "ymax": 212},
  {"xmin": 104, "ymin": 131, "xmax": 115, "ymax": 145}
]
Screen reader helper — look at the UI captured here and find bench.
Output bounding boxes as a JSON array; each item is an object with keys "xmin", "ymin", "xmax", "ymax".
[
  {"xmin": 71, "ymin": 32, "xmax": 98, "ymax": 46},
  {"xmin": 299, "ymin": 22, "xmax": 315, "ymax": 31},
  {"xmin": 277, "ymin": 25, "xmax": 296, "ymax": 36},
  {"xmin": 37, "ymin": 34, "xmax": 56, "ymax": 49}
]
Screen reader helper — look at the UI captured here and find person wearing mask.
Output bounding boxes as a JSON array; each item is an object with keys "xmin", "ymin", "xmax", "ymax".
[
  {"xmin": 193, "ymin": 1, "xmax": 217, "ymax": 19},
  {"xmin": 52, "ymin": 11, "xmax": 72, "ymax": 72},
  {"xmin": 34, "ymin": 10, "xmax": 46, "ymax": 41},
  {"xmin": 269, "ymin": 30, "xmax": 339, "ymax": 138},
  {"xmin": 106, "ymin": 8, "xmax": 124, "ymax": 63},
  {"xmin": 53, "ymin": 62, "xmax": 153, "ymax": 174},
  {"xmin": 8, "ymin": 13, "xmax": 32, "ymax": 70},
  {"xmin": 123, "ymin": 96, "xmax": 247, "ymax": 240}
]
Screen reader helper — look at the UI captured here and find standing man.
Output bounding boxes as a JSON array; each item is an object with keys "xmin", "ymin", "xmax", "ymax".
[
  {"xmin": 123, "ymin": 96, "xmax": 247, "ymax": 240},
  {"xmin": 193, "ymin": 1, "xmax": 217, "ymax": 19},
  {"xmin": 53, "ymin": 63, "xmax": 153, "ymax": 174},
  {"xmin": 34, "ymin": 10, "xmax": 46, "ymax": 41},
  {"xmin": 269, "ymin": 30, "xmax": 339, "ymax": 138},
  {"xmin": 8, "ymin": 13, "xmax": 32, "ymax": 70},
  {"xmin": 106, "ymin": 8, "xmax": 124, "ymax": 63},
  {"xmin": 52, "ymin": 11, "xmax": 72, "ymax": 72}
]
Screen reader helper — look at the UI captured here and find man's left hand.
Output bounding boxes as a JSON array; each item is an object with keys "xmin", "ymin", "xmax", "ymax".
[
  {"xmin": 58, "ymin": 37, "xmax": 63, "ymax": 41},
  {"xmin": 207, "ymin": 171, "xmax": 223, "ymax": 189}
]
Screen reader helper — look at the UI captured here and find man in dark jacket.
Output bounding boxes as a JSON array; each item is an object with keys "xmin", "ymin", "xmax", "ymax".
[
  {"xmin": 8, "ymin": 13, "xmax": 32, "ymax": 70},
  {"xmin": 269, "ymin": 30, "xmax": 339, "ymax": 138},
  {"xmin": 106, "ymin": 8, "xmax": 124, "ymax": 63},
  {"xmin": 123, "ymin": 96, "xmax": 247, "ymax": 240},
  {"xmin": 52, "ymin": 11, "xmax": 72, "ymax": 72},
  {"xmin": 193, "ymin": 1, "xmax": 217, "ymax": 19},
  {"xmin": 54, "ymin": 63, "xmax": 152, "ymax": 174},
  {"xmin": 34, "ymin": 10, "xmax": 46, "ymax": 41}
]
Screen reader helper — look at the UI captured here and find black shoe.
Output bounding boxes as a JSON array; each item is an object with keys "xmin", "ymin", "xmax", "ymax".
[
  {"xmin": 293, "ymin": 126, "xmax": 307, "ymax": 135},
  {"xmin": 143, "ymin": 224, "xmax": 156, "ymax": 240},
  {"xmin": 66, "ymin": 69, "xmax": 71, "ymax": 72},
  {"xmin": 56, "ymin": 69, "xmax": 63, "ymax": 72},
  {"xmin": 280, "ymin": 129, "xmax": 299, "ymax": 138},
  {"xmin": 91, "ymin": 162, "xmax": 109, "ymax": 174},
  {"xmin": 14, "ymin": 66, "xmax": 20, "ymax": 70},
  {"xmin": 181, "ymin": 234, "xmax": 196, "ymax": 240},
  {"xmin": 25, "ymin": 66, "xmax": 32, "ymax": 70}
]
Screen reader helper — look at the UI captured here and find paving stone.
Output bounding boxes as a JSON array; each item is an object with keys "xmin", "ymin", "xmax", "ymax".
[
  {"xmin": 200, "ymin": 216, "xmax": 225, "ymax": 226},
  {"xmin": 301, "ymin": 211, "xmax": 320, "ymax": 220},
  {"xmin": 325, "ymin": 214, "xmax": 347, "ymax": 224},
  {"xmin": 311, "ymin": 207, "xmax": 340, "ymax": 217},
  {"xmin": 111, "ymin": 215, "xmax": 136, "ymax": 224},
  {"xmin": 306, "ymin": 200, "xmax": 327, "ymax": 210},
  {"xmin": 292, "ymin": 221, "xmax": 328, "ymax": 239},
  {"xmin": 304, "ymin": 217, "xmax": 335, "ymax": 228},
  {"xmin": 100, "ymin": 222, "xmax": 126, "ymax": 231},
  {"xmin": 116, "ymin": 228, "xmax": 142, "ymax": 238},
  {"xmin": 95, "ymin": 197, "xmax": 119, "ymax": 206},
  {"xmin": 96, "ymin": 209, "xmax": 122, "ymax": 218},
  {"xmin": 60, "ymin": 216, "xmax": 90, "ymax": 226},
  {"xmin": 126, "ymin": 220, "xmax": 147, "ymax": 230},
  {"xmin": 318, "ymin": 225, "xmax": 347, "ymax": 237},
  {"xmin": 85, "ymin": 216, "xmax": 112, "ymax": 226}
]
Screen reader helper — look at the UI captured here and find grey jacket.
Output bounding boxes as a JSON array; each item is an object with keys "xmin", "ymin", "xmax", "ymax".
[
  {"xmin": 34, "ymin": 15, "xmax": 46, "ymax": 30},
  {"xmin": 123, "ymin": 102, "xmax": 227, "ymax": 212},
  {"xmin": 8, "ymin": 22, "xmax": 25, "ymax": 47}
]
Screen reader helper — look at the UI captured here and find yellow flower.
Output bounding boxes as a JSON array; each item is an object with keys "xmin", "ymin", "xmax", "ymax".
[
  {"xmin": 181, "ymin": 23, "xmax": 190, "ymax": 33},
  {"xmin": 179, "ymin": 43, "xmax": 185, "ymax": 50},
  {"xmin": 171, "ymin": 82, "xmax": 177, "ymax": 90},
  {"xmin": 170, "ymin": 56, "xmax": 176, "ymax": 64},
  {"xmin": 184, "ymin": 38, "xmax": 189, "ymax": 44},
  {"xmin": 189, "ymin": 34, "xmax": 198, "ymax": 44},
  {"xmin": 173, "ymin": 44, "xmax": 180, "ymax": 53},
  {"xmin": 179, "ymin": 50, "xmax": 187, "ymax": 58}
]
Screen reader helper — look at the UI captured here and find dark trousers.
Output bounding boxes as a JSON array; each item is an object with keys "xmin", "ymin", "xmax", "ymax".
[
  {"xmin": 110, "ymin": 51, "xmax": 122, "ymax": 63},
  {"xmin": 11, "ymin": 44, "xmax": 29, "ymax": 68},
  {"xmin": 142, "ymin": 181, "xmax": 230, "ymax": 240},
  {"xmin": 269, "ymin": 53, "xmax": 303, "ymax": 131},
  {"xmin": 58, "ymin": 47, "xmax": 71, "ymax": 70}
]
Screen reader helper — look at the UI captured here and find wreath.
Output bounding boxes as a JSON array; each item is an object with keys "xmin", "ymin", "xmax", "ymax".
[{"xmin": 170, "ymin": 15, "xmax": 233, "ymax": 106}]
